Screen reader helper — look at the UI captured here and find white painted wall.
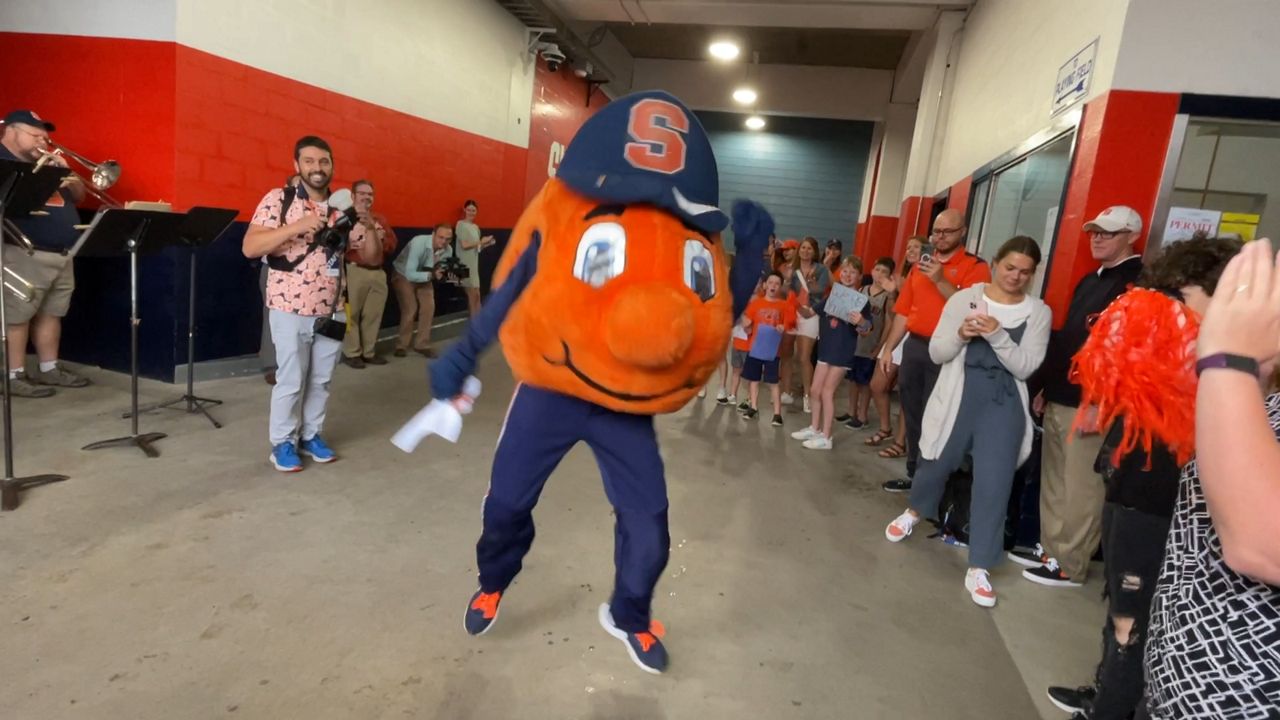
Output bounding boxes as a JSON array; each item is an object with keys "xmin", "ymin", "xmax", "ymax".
[
  {"xmin": 175, "ymin": 0, "xmax": 534, "ymax": 147},
  {"xmin": 1113, "ymin": 0, "xmax": 1280, "ymax": 98},
  {"xmin": 630, "ymin": 59, "xmax": 892, "ymax": 121},
  {"xmin": 931, "ymin": 0, "xmax": 1129, "ymax": 191},
  {"xmin": 875, "ymin": 103, "xmax": 917, "ymax": 215},
  {"xmin": 0, "ymin": 0, "xmax": 175, "ymax": 41}
]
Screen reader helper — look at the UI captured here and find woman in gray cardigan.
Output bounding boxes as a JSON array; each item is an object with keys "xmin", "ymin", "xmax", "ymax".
[{"xmin": 883, "ymin": 236, "xmax": 1051, "ymax": 608}]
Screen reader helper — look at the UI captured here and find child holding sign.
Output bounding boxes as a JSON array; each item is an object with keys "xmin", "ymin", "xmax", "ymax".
[
  {"xmin": 740, "ymin": 271, "xmax": 796, "ymax": 426},
  {"xmin": 793, "ymin": 257, "xmax": 871, "ymax": 449}
]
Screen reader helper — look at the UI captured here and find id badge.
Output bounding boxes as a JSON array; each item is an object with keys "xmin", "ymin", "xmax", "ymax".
[{"xmin": 326, "ymin": 265, "xmax": 341, "ymax": 277}]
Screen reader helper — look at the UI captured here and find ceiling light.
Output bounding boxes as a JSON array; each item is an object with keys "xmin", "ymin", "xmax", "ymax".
[
  {"xmin": 745, "ymin": 116, "xmax": 766, "ymax": 130},
  {"xmin": 709, "ymin": 41, "xmax": 740, "ymax": 61},
  {"xmin": 732, "ymin": 87, "xmax": 758, "ymax": 104}
]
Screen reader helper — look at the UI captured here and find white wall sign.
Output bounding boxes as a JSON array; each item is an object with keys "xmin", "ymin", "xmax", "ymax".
[
  {"xmin": 1162, "ymin": 207, "xmax": 1222, "ymax": 245},
  {"xmin": 1052, "ymin": 39, "xmax": 1098, "ymax": 116}
]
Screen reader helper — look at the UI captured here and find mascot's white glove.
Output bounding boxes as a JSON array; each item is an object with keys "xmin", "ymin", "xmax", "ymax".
[{"xmin": 391, "ymin": 376, "xmax": 482, "ymax": 451}]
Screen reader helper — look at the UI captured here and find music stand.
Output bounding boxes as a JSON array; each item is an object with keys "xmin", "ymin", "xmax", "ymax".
[
  {"xmin": 0, "ymin": 163, "xmax": 70, "ymax": 511},
  {"xmin": 127, "ymin": 206, "xmax": 237, "ymax": 428},
  {"xmin": 80, "ymin": 208, "xmax": 187, "ymax": 458}
]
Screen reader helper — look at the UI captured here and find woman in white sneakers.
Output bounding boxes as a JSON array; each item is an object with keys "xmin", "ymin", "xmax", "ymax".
[{"xmin": 883, "ymin": 236, "xmax": 1050, "ymax": 607}]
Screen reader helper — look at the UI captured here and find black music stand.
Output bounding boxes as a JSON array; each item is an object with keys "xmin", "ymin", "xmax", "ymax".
[
  {"xmin": 0, "ymin": 163, "xmax": 70, "ymax": 510},
  {"xmin": 127, "ymin": 206, "xmax": 237, "ymax": 428},
  {"xmin": 80, "ymin": 208, "xmax": 187, "ymax": 458}
]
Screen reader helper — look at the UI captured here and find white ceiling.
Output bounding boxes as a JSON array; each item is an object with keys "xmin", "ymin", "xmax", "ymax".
[{"xmin": 546, "ymin": 0, "xmax": 973, "ymax": 31}]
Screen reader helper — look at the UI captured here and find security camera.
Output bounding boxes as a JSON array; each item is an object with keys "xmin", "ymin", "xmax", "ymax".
[{"xmin": 539, "ymin": 43, "xmax": 567, "ymax": 71}]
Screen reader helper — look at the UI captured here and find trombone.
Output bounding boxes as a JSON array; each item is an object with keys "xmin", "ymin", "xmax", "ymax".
[
  {"xmin": 0, "ymin": 222, "xmax": 39, "ymax": 303},
  {"xmin": 33, "ymin": 141, "xmax": 123, "ymax": 208}
]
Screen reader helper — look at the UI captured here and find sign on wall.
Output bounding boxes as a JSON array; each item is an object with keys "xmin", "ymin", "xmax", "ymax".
[
  {"xmin": 1052, "ymin": 39, "xmax": 1098, "ymax": 117},
  {"xmin": 1162, "ymin": 207, "xmax": 1222, "ymax": 244}
]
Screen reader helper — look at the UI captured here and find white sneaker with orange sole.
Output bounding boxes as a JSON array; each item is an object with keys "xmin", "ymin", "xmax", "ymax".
[
  {"xmin": 965, "ymin": 568, "xmax": 997, "ymax": 608},
  {"xmin": 884, "ymin": 510, "xmax": 919, "ymax": 542}
]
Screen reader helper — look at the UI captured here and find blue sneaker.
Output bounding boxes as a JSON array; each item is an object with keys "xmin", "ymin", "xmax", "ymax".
[
  {"xmin": 269, "ymin": 442, "xmax": 302, "ymax": 472},
  {"xmin": 463, "ymin": 589, "xmax": 503, "ymax": 636},
  {"xmin": 299, "ymin": 435, "xmax": 336, "ymax": 463},
  {"xmin": 598, "ymin": 603, "xmax": 668, "ymax": 674}
]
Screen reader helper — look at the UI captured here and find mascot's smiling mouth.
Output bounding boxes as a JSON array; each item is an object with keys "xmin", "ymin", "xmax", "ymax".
[{"xmin": 544, "ymin": 341, "xmax": 693, "ymax": 402}]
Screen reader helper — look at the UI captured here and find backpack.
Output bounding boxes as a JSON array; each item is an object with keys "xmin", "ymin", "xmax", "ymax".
[{"xmin": 935, "ymin": 456, "xmax": 974, "ymax": 544}]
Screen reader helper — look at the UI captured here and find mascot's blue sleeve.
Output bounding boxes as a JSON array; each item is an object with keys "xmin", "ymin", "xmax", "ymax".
[
  {"xmin": 728, "ymin": 200, "xmax": 773, "ymax": 320},
  {"xmin": 428, "ymin": 231, "xmax": 541, "ymax": 399}
]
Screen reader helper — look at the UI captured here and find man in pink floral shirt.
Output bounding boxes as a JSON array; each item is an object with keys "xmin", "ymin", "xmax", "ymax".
[{"xmin": 243, "ymin": 136, "xmax": 377, "ymax": 472}]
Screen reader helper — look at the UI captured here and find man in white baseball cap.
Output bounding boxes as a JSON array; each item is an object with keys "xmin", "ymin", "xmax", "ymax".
[{"xmin": 1015, "ymin": 205, "xmax": 1144, "ymax": 594}]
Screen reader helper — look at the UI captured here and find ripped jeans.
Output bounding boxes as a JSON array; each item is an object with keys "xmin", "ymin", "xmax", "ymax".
[{"xmin": 1091, "ymin": 502, "xmax": 1172, "ymax": 720}]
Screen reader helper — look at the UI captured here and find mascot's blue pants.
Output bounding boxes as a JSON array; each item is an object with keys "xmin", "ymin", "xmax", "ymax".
[{"xmin": 477, "ymin": 384, "xmax": 670, "ymax": 633}]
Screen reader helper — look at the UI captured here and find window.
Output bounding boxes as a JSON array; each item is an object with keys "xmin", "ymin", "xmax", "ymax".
[
  {"xmin": 1164, "ymin": 119, "xmax": 1280, "ymax": 244},
  {"xmin": 967, "ymin": 131, "xmax": 1075, "ymax": 297}
]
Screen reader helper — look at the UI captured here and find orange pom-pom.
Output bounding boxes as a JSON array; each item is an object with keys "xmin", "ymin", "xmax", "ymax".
[{"xmin": 1069, "ymin": 288, "xmax": 1198, "ymax": 467}]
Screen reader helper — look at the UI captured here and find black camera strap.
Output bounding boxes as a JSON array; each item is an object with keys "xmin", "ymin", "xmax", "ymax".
[{"xmin": 265, "ymin": 185, "xmax": 334, "ymax": 273}]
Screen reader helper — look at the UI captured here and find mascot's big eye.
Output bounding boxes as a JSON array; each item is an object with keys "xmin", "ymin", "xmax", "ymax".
[
  {"xmin": 574, "ymin": 222, "xmax": 626, "ymax": 288},
  {"xmin": 684, "ymin": 240, "xmax": 715, "ymax": 302}
]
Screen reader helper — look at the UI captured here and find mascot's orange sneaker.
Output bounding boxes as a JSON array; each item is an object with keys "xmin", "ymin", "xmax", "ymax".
[
  {"xmin": 463, "ymin": 589, "xmax": 503, "ymax": 636},
  {"xmin": 598, "ymin": 603, "xmax": 668, "ymax": 674}
]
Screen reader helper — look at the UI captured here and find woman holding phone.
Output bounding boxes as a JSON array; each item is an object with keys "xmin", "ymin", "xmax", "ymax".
[{"xmin": 883, "ymin": 236, "xmax": 1051, "ymax": 607}]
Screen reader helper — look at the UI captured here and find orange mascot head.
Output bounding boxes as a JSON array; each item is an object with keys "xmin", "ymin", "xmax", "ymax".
[
  {"xmin": 493, "ymin": 92, "xmax": 742, "ymax": 415},
  {"xmin": 428, "ymin": 91, "xmax": 771, "ymax": 416}
]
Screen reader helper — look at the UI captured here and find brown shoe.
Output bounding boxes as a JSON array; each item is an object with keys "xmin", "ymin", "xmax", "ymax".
[
  {"xmin": 414, "ymin": 347, "xmax": 437, "ymax": 359},
  {"xmin": 29, "ymin": 363, "xmax": 90, "ymax": 388},
  {"xmin": 265, "ymin": 370, "xmax": 277, "ymax": 385},
  {"xmin": 364, "ymin": 355, "xmax": 388, "ymax": 366},
  {"xmin": 342, "ymin": 356, "xmax": 366, "ymax": 369},
  {"xmin": 393, "ymin": 348, "xmax": 407, "ymax": 358},
  {"xmin": 3, "ymin": 371, "xmax": 56, "ymax": 398}
]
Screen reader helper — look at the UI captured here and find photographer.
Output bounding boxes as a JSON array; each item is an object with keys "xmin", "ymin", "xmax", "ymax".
[
  {"xmin": 243, "ymin": 135, "xmax": 360, "ymax": 473},
  {"xmin": 391, "ymin": 223, "xmax": 453, "ymax": 358}
]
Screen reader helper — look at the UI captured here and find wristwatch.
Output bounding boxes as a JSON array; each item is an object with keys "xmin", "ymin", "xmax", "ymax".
[{"xmin": 1195, "ymin": 353, "xmax": 1260, "ymax": 378}]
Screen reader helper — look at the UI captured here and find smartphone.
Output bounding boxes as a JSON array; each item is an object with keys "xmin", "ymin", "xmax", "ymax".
[
  {"xmin": 919, "ymin": 242, "xmax": 936, "ymax": 263},
  {"xmin": 968, "ymin": 298, "xmax": 988, "ymax": 317}
]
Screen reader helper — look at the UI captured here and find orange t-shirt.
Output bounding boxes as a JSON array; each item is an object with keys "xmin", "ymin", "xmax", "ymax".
[
  {"xmin": 735, "ymin": 295, "xmax": 796, "ymax": 352},
  {"xmin": 894, "ymin": 251, "xmax": 990, "ymax": 337}
]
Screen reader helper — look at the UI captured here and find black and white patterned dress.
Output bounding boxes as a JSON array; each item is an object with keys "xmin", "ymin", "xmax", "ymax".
[{"xmin": 1143, "ymin": 392, "xmax": 1280, "ymax": 718}]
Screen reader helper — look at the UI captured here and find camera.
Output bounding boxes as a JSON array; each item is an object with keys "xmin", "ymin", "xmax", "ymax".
[
  {"xmin": 540, "ymin": 44, "xmax": 566, "ymax": 71},
  {"xmin": 315, "ymin": 223, "xmax": 350, "ymax": 252},
  {"xmin": 435, "ymin": 255, "xmax": 471, "ymax": 283}
]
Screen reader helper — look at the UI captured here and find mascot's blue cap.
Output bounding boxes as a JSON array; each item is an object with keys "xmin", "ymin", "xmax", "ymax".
[{"xmin": 556, "ymin": 90, "xmax": 728, "ymax": 234}]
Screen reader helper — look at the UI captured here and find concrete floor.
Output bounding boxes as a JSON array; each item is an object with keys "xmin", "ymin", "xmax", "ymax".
[{"xmin": 1, "ymin": 348, "xmax": 1105, "ymax": 719}]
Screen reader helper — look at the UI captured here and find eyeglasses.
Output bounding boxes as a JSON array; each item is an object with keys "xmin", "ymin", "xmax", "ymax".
[
  {"xmin": 13, "ymin": 126, "xmax": 49, "ymax": 144},
  {"xmin": 1089, "ymin": 230, "xmax": 1128, "ymax": 240},
  {"xmin": 931, "ymin": 227, "xmax": 964, "ymax": 236}
]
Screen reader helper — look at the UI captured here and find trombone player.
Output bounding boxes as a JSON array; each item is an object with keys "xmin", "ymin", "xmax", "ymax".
[{"xmin": 0, "ymin": 109, "xmax": 92, "ymax": 397}]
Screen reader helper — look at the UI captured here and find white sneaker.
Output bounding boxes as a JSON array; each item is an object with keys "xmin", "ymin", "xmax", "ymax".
[
  {"xmin": 716, "ymin": 388, "xmax": 729, "ymax": 402},
  {"xmin": 802, "ymin": 395, "xmax": 811, "ymax": 413},
  {"xmin": 790, "ymin": 426, "xmax": 821, "ymax": 441},
  {"xmin": 697, "ymin": 388, "xmax": 707, "ymax": 398},
  {"xmin": 802, "ymin": 435, "xmax": 832, "ymax": 450},
  {"xmin": 781, "ymin": 392, "xmax": 796, "ymax": 405},
  {"xmin": 965, "ymin": 568, "xmax": 998, "ymax": 608},
  {"xmin": 884, "ymin": 510, "xmax": 919, "ymax": 542}
]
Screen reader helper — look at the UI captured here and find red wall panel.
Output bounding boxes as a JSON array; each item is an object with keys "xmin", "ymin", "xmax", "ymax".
[
  {"xmin": 862, "ymin": 215, "xmax": 900, "ymax": 267},
  {"xmin": 894, "ymin": 195, "xmax": 934, "ymax": 260},
  {"xmin": 0, "ymin": 33, "xmax": 177, "ymax": 208},
  {"xmin": 524, "ymin": 61, "xmax": 610, "ymax": 205},
  {"xmin": 173, "ymin": 45, "xmax": 530, "ymax": 226},
  {"xmin": 1045, "ymin": 89, "xmax": 1179, "ymax": 325}
]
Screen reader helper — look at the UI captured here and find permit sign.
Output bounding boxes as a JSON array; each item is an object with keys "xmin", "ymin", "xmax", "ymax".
[{"xmin": 1053, "ymin": 39, "xmax": 1098, "ymax": 116}]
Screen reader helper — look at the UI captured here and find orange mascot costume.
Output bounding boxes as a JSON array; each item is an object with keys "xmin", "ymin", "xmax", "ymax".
[{"xmin": 428, "ymin": 91, "xmax": 772, "ymax": 674}]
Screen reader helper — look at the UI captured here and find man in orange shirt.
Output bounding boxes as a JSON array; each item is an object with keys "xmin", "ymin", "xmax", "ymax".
[
  {"xmin": 341, "ymin": 179, "xmax": 398, "ymax": 368},
  {"xmin": 876, "ymin": 209, "xmax": 990, "ymax": 492}
]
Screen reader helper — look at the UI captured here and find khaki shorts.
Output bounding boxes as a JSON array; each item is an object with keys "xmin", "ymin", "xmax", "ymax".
[{"xmin": 2, "ymin": 246, "xmax": 74, "ymax": 325}]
